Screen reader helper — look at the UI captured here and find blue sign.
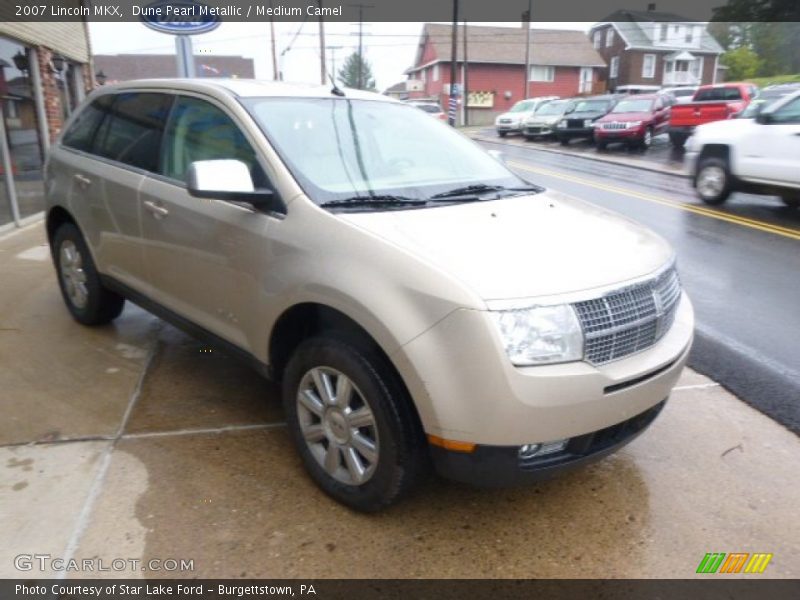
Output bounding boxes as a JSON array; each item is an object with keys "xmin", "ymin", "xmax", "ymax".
[{"xmin": 139, "ymin": 1, "xmax": 221, "ymax": 35}]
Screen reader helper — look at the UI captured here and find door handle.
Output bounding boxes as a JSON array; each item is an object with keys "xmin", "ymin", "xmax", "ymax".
[
  {"xmin": 143, "ymin": 200, "xmax": 169, "ymax": 218},
  {"xmin": 74, "ymin": 173, "xmax": 91, "ymax": 187}
]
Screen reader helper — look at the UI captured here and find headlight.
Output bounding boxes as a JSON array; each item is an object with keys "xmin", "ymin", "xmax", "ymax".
[
  {"xmin": 627, "ymin": 121, "xmax": 643, "ymax": 128},
  {"xmin": 557, "ymin": 121, "xmax": 567, "ymax": 128},
  {"xmin": 490, "ymin": 305, "xmax": 584, "ymax": 365},
  {"xmin": 584, "ymin": 119, "xmax": 593, "ymax": 127}
]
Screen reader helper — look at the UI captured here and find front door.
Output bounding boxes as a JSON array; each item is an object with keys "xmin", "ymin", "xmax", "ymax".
[
  {"xmin": 139, "ymin": 94, "xmax": 277, "ymax": 350},
  {"xmin": 579, "ymin": 68, "xmax": 593, "ymax": 94},
  {"xmin": 737, "ymin": 96, "xmax": 800, "ymax": 187}
]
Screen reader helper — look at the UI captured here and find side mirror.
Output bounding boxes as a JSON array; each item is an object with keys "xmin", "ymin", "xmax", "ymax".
[
  {"xmin": 755, "ymin": 112, "xmax": 772, "ymax": 125},
  {"xmin": 487, "ymin": 149, "xmax": 506, "ymax": 164},
  {"xmin": 187, "ymin": 159, "xmax": 285, "ymax": 214}
]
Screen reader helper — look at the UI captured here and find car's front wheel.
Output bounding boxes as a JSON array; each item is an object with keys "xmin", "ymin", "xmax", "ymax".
[
  {"xmin": 695, "ymin": 157, "xmax": 732, "ymax": 205},
  {"xmin": 669, "ymin": 132, "xmax": 687, "ymax": 148},
  {"xmin": 282, "ymin": 335, "xmax": 426, "ymax": 511},
  {"xmin": 497, "ymin": 131, "xmax": 507, "ymax": 138},
  {"xmin": 640, "ymin": 127, "xmax": 653, "ymax": 149},
  {"xmin": 52, "ymin": 223, "xmax": 125, "ymax": 325}
]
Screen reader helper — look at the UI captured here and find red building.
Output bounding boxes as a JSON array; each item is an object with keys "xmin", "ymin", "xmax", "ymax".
[{"xmin": 406, "ymin": 24, "xmax": 606, "ymax": 125}]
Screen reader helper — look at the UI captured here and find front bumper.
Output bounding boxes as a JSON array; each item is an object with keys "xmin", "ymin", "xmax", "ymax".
[
  {"xmin": 595, "ymin": 127, "xmax": 645, "ymax": 141},
  {"xmin": 668, "ymin": 125, "xmax": 695, "ymax": 137},
  {"xmin": 556, "ymin": 127, "xmax": 594, "ymax": 139},
  {"xmin": 496, "ymin": 122, "xmax": 522, "ymax": 133},
  {"xmin": 431, "ymin": 398, "xmax": 666, "ymax": 486},
  {"xmin": 524, "ymin": 124, "xmax": 554, "ymax": 136}
]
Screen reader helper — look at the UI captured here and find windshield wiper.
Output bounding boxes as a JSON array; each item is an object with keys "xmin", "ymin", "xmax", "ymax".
[
  {"xmin": 428, "ymin": 183, "xmax": 543, "ymax": 201},
  {"xmin": 320, "ymin": 194, "xmax": 427, "ymax": 209}
]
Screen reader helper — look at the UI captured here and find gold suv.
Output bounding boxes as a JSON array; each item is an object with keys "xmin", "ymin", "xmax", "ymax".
[{"xmin": 45, "ymin": 80, "xmax": 694, "ymax": 511}]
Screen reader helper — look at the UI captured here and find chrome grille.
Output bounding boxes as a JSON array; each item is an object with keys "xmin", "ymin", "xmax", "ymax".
[
  {"xmin": 573, "ymin": 266, "xmax": 681, "ymax": 365},
  {"xmin": 601, "ymin": 122, "xmax": 627, "ymax": 130},
  {"xmin": 567, "ymin": 119, "xmax": 585, "ymax": 128}
]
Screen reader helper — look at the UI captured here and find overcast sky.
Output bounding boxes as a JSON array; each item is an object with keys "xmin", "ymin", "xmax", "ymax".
[{"xmin": 88, "ymin": 21, "xmax": 592, "ymax": 91}]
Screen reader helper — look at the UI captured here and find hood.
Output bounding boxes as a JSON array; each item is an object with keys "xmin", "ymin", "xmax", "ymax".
[
  {"xmin": 496, "ymin": 112, "xmax": 526, "ymax": 122},
  {"xmin": 597, "ymin": 111, "xmax": 652, "ymax": 123},
  {"xmin": 525, "ymin": 114, "xmax": 560, "ymax": 125},
  {"xmin": 338, "ymin": 190, "xmax": 673, "ymax": 302}
]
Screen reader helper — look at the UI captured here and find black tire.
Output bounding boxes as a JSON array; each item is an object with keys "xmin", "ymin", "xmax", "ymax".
[
  {"xmin": 596, "ymin": 140, "xmax": 607, "ymax": 151},
  {"xmin": 669, "ymin": 132, "xmax": 687, "ymax": 148},
  {"xmin": 559, "ymin": 137, "xmax": 569, "ymax": 146},
  {"xmin": 780, "ymin": 193, "xmax": 800, "ymax": 209},
  {"xmin": 694, "ymin": 157, "xmax": 732, "ymax": 205},
  {"xmin": 497, "ymin": 131, "xmax": 507, "ymax": 138},
  {"xmin": 52, "ymin": 223, "xmax": 125, "ymax": 326},
  {"xmin": 282, "ymin": 335, "xmax": 427, "ymax": 512},
  {"xmin": 640, "ymin": 127, "xmax": 654, "ymax": 149}
]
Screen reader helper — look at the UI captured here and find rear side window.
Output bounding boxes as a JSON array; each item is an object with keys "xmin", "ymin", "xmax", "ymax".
[
  {"xmin": 62, "ymin": 95, "xmax": 114, "ymax": 152},
  {"xmin": 694, "ymin": 87, "xmax": 743, "ymax": 102},
  {"xmin": 93, "ymin": 92, "xmax": 173, "ymax": 172},
  {"xmin": 160, "ymin": 96, "xmax": 268, "ymax": 187}
]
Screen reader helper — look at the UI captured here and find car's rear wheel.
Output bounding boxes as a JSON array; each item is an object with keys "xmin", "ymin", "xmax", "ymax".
[
  {"xmin": 695, "ymin": 157, "xmax": 731, "ymax": 205},
  {"xmin": 282, "ymin": 335, "xmax": 426, "ymax": 512},
  {"xmin": 669, "ymin": 132, "xmax": 688, "ymax": 148},
  {"xmin": 52, "ymin": 223, "xmax": 125, "ymax": 325},
  {"xmin": 780, "ymin": 193, "xmax": 800, "ymax": 209}
]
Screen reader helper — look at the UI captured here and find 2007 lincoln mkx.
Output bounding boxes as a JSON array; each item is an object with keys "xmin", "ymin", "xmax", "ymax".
[{"xmin": 44, "ymin": 79, "xmax": 694, "ymax": 511}]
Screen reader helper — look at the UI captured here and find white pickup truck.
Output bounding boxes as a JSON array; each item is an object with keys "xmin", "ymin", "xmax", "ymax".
[{"xmin": 686, "ymin": 88, "xmax": 800, "ymax": 207}]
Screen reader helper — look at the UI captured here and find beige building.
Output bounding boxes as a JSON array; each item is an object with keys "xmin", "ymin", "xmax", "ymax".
[{"xmin": 0, "ymin": 16, "xmax": 94, "ymax": 230}]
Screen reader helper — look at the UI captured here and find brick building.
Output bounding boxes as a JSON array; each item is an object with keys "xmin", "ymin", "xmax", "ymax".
[
  {"xmin": 94, "ymin": 54, "xmax": 254, "ymax": 83},
  {"xmin": 0, "ymin": 15, "xmax": 94, "ymax": 230},
  {"xmin": 589, "ymin": 9, "xmax": 724, "ymax": 91},
  {"xmin": 405, "ymin": 23, "xmax": 606, "ymax": 125}
]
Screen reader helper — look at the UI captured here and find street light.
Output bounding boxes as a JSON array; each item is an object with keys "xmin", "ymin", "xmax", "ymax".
[
  {"xmin": 50, "ymin": 54, "xmax": 65, "ymax": 74},
  {"xmin": 12, "ymin": 50, "xmax": 28, "ymax": 72}
]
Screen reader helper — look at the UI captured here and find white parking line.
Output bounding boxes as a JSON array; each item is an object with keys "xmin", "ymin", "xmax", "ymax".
[
  {"xmin": 15, "ymin": 245, "xmax": 50, "ymax": 261},
  {"xmin": 672, "ymin": 382, "xmax": 721, "ymax": 392},
  {"xmin": 121, "ymin": 422, "xmax": 287, "ymax": 440}
]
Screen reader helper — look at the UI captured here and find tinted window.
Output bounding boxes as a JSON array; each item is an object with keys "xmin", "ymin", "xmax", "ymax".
[
  {"xmin": 161, "ymin": 96, "xmax": 267, "ymax": 187},
  {"xmin": 93, "ymin": 93, "xmax": 172, "ymax": 171},
  {"xmin": 771, "ymin": 97, "xmax": 800, "ymax": 124},
  {"xmin": 62, "ymin": 95, "xmax": 114, "ymax": 152},
  {"xmin": 694, "ymin": 87, "xmax": 743, "ymax": 102}
]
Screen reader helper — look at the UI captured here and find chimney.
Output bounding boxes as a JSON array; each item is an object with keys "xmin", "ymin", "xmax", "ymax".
[{"xmin": 647, "ymin": 3, "xmax": 656, "ymax": 11}]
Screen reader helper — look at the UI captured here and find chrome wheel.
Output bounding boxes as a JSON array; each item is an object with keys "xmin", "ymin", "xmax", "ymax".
[
  {"xmin": 297, "ymin": 367, "xmax": 379, "ymax": 486},
  {"xmin": 697, "ymin": 165, "xmax": 726, "ymax": 198},
  {"xmin": 642, "ymin": 129, "xmax": 652, "ymax": 147},
  {"xmin": 59, "ymin": 240, "xmax": 88, "ymax": 309}
]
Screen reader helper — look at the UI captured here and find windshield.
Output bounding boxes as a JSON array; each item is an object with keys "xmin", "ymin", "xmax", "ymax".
[
  {"xmin": 673, "ymin": 89, "xmax": 695, "ymax": 97},
  {"xmin": 510, "ymin": 100, "xmax": 535, "ymax": 113},
  {"xmin": 739, "ymin": 93, "xmax": 789, "ymax": 118},
  {"xmin": 243, "ymin": 98, "xmax": 527, "ymax": 206},
  {"xmin": 611, "ymin": 98, "xmax": 654, "ymax": 113},
  {"xmin": 535, "ymin": 101, "xmax": 568, "ymax": 116},
  {"xmin": 573, "ymin": 100, "xmax": 610, "ymax": 113}
]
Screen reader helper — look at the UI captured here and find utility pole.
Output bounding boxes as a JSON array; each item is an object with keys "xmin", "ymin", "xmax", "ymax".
[
  {"xmin": 328, "ymin": 45, "xmax": 343, "ymax": 81},
  {"xmin": 348, "ymin": 3, "xmax": 373, "ymax": 89},
  {"xmin": 318, "ymin": 1, "xmax": 326, "ymax": 84},
  {"xmin": 448, "ymin": 0, "xmax": 459, "ymax": 126},
  {"xmin": 462, "ymin": 20, "xmax": 468, "ymax": 126},
  {"xmin": 269, "ymin": 1, "xmax": 278, "ymax": 79},
  {"xmin": 523, "ymin": 0, "xmax": 532, "ymax": 99}
]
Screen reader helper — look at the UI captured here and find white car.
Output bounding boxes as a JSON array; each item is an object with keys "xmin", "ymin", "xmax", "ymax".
[
  {"xmin": 686, "ymin": 90, "xmax": 800, "ymax": 207},
  {"xmin": 406, "ymin": 101, "xmax": 447, "ymax": 122},
  {"xmin": 523, "ymin": 99, "xmax": 575, "ymax": 139},
  {"xmin": 495, "ymin": 97, "xmax": 559, "ymax": 136},
  {"xmin": 661, "ymin": 86, "xmax": 698, "ymax": 105}
]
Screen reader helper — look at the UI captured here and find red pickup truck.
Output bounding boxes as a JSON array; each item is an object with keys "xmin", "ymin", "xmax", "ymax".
[{"xmin": 668, "ymin": 83, "xmax": 757, "ymax": 148}]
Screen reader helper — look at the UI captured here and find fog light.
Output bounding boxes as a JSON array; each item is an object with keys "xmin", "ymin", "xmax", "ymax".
[{"xmin": 518, "ymin": 439, "xmax": 568, "ymax": 460}]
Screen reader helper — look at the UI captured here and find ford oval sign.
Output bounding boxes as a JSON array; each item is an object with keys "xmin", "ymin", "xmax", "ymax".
[{"xmin": 139, "ymin": 1, "xmax": 221, "ymax": 35}]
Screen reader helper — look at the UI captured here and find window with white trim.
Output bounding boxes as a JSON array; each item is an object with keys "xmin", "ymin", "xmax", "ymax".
[
  {"xmin": 606, "ymin": 28, "xmax": 615, "ymax": 47},
  {"xmin": 593, "ymin": 31, "xmax": 601, "ymax": 49},
  {"xmin": 529, "ymin": 65, "xmax": 555, "ymax": 82},
  {"xmin": 421, "ymin": 69, "xmax": 426, "ymax": 83},
  {"xmin": 660, "ymin": 24, "xmax": 668, "ymax": 41},
  {"xmin": 642, "ymin": 54, "xmax": 656, "ymax": 79},
  {"xmin": 610, "ymin": 56, "xmax": 619, "ymax": 78},
  {"xmin": 432, "ymin": 64, "xmax": 439, "ymax": 81}
]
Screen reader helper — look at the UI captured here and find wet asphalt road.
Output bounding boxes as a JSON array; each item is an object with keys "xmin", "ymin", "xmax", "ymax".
[{"xmin": 477, "ymin": 136, "xmax": 800, "ymax": 434}]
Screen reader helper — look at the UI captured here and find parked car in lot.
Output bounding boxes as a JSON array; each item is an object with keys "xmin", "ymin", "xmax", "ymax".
[
  {"xmin": 45, "ymin": 80, "xmax": 694, "ymax": 511},
  {"xmin": 735, "ymin": 83, "xmax": 800, "ymax": 119},
  {"xmin": 594, "ymin": 94, "xmax": 671, "ymax": 150},
  {"xmin": 495, "ymin": 96, "xmax": 559, "ymax": 137},
  {"xmin": 668, "ymin": 83, "xmax": 757, "ymax": 148},
  {"xmin": 406, "ymin": 100, "xmax": 447, "ymax": 121},
  {"xmin": 522, "ymin": 99, "xmax": 575, "ymax": 140},
  {"xmin": 661, "ymin": 86, "xmax": 699, "ymax": 105},
  {"xmin": 686, "ymin": 89, "xmax": 800, "ymax": 207},
  {"xmin": 555, "ymin": 95, "xmax": 621, "ymax": 145}
]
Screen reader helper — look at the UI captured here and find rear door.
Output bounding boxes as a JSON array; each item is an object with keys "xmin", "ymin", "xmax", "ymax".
[
  {"xmin": 139, "ymin": 94, "xmax": 277, "ymax": 350},
  {"xmin": 59, "ymin": 92, "xmax": 172, "ymax": 293}
]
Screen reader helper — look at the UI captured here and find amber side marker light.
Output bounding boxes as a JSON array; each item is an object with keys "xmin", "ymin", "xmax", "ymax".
[{"xmin": 427, "ymin": 435, "xmax": 476, "ymax": 453}]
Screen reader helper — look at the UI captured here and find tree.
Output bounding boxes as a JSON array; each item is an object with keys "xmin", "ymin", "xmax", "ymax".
[
  {"xmin": 337, "ymin": 51, "xmax": 376, "ymax": 91},
  {"xmin": 722, "ymin": 46, "xmax": 762, "ymax": 80}
]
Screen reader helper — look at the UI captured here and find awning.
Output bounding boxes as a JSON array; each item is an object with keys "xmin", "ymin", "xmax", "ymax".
[{"xmin": 665, "ymin": 51, "xmax": 696, "ymax": 62}]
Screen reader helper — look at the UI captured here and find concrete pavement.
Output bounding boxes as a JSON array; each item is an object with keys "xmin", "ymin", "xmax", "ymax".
[{"xmin": 2, "ymin": 223, "xmax": 799, "ymax": 579}]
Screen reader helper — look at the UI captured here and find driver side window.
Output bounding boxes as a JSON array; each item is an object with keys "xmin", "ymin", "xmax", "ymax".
[
  {"xmin": 770, "ymin": 97, "xmax": 800, "ymax": 124},
  {"xmin": 160, "ymin": 96, "xmax": 268, "ymax": 187}
]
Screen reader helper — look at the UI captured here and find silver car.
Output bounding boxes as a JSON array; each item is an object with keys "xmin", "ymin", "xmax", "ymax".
[{"xmin": 45, "ymin": 80, "xmax": 693, "ymax": 511}]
